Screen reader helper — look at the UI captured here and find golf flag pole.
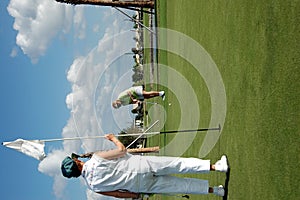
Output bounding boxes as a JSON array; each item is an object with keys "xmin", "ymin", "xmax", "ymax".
[
  {"xmin": 1, "ymin": 128, "xmax": 160, "ymax": 161},
  {"xmin": 2, "ymin": 123, "xmax": 219, "ymax": 161}
]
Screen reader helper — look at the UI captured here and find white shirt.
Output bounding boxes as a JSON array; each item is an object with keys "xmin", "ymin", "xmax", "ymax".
[{"xmin": 82, "ymin": 153, "xmax": 149, "ymax": 192}]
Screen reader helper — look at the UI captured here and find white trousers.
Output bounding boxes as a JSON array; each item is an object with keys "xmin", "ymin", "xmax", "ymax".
[{"xmin": 136, "ymin": 156, "xmax": 210, "ymax": 194}]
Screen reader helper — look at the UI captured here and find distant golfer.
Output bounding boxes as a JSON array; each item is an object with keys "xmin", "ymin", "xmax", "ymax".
[
  {"xmin": 61, "ymin": 134, "xmax": 229, "ymax": 199},
  {"xmin": 112, "ymin": 86, "xmax": 165, "ymax": 109}
]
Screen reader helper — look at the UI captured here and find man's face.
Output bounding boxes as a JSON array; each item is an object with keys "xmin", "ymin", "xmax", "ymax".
[{"xmin": 74, "ymin": 158, "xmax": 84, "ymax": 172}]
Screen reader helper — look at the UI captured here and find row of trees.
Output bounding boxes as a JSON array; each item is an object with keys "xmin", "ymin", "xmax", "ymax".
[
  {"xmin": 55, "ymin": 0, "xmax": 154, "ymax": 9},
  {"xmin": 131, "ymin": 11, "xmax": 144, "ymax": 86}
]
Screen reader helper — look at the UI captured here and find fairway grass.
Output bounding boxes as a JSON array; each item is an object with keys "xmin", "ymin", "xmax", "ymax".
[{"xmin": 144, "ymin": 0, "xmax": 300, "ymax": 199}]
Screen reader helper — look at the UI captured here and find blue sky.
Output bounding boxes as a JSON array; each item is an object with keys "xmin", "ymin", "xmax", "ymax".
[{"xmin": 0, "ymin": 0, "xmax": 137, "ymax": 199}]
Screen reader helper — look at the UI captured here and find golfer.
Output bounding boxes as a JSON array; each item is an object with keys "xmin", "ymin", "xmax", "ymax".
[
  {"xmin": 112, "ymin": 86, "xmax": 165, "ymax": 109},
  {"xmin": 61, "ymin": 134, "xmax": 228, "ymax": 199}
]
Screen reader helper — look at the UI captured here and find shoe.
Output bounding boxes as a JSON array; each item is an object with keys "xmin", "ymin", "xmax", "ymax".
[
  {"xmin": 213, "ymin": 185, "xmax": 225, "ymax": 196},
  {"xmin": 161, "ymin": 91, "xmax": 165, "ymax": 101},
  {"xmin": 215, "ymin": 155, "xmax": 228, "ymax": 172}
]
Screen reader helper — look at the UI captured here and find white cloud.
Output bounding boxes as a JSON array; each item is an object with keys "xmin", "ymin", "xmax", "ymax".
[
  {"xmin": 74, "ymin": 7, "xmax": 86, "ymax": 40},
  {"xmin": 7, "ymin": 0, "xmax": 74, "ymax": 63},
  {"xmin": 7, "ymin": 0, "xmax": 137, "ymax": 64},
  {"xmin": 38, "ymin": 149, "xmax": 68, "ymax": 199}
]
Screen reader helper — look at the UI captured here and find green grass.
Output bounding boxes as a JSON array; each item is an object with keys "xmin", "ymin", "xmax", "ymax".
[{"xmin": 143, "ymin": 0, "xmax": 300, "ymax": 199}]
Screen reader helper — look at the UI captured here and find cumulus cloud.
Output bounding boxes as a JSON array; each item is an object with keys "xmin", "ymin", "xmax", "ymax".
[
  {"xmin": 38, "ymin": 8, "xmax": 136, "ymax": 200},
  {"xmin": 7, "ymin": 0, "xmax": 73, "ymax": 63},
  {"xmin": 74, "ymin": 6, "xmax": 86, "ymax": 40},
  {"xmin": 7, "ymin": 1, "xmax": 135, "ymax": 64},
  {"xmin": 38, "ymin": 149, "xmax": 68, "ymax": 198}
]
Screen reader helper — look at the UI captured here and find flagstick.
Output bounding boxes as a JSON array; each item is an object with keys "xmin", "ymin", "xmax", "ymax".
[
  {"xmin": 36, "ymin": 120, "xmax": 160, "ymax": 143},
  {"xmin": 1, "ymin": 124, "xmax": 220, "ymax": 161},
  {"xmin": 6, "ymin": 123, "xmax": 219, "ymax": 143},
  {"xmin": 38, "ymin": 132, "xmax": 160, "ymax": 143}
]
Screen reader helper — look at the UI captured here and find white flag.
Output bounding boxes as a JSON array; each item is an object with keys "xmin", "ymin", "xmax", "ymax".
[{"xmin": 3, "ymin": 139, "xmax": 46, "ymax": 161}]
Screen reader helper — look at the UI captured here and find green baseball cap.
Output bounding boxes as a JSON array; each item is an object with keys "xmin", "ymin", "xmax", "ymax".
[{"xmin": 61, "ymin": 156, "xmax": 81, "ymax": 178}]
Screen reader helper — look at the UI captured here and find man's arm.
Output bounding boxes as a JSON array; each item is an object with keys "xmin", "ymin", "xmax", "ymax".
[
  {"xmin": 127, "ymin": 91, "xmax": 138, "ymax": 104},
  {"xmin": 97, "ymin": 190, "xmax": 140, "ymax": 199},
  {"xmin": 95, "ymin": 134, "xmax": 127, "ymax": 160}
]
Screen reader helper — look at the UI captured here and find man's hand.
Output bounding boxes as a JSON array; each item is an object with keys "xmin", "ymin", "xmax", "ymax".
[{"xmin": 105, "ymin": 134, "xmax": 116, "ymax": 141}]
